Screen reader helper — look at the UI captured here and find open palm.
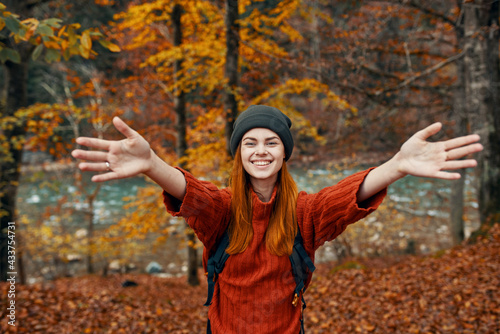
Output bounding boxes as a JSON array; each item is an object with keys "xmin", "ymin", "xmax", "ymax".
[
  {"xmin": 72, "ymin": 117, "xmax": 152, "ymax": 182},
  {"xmin": 397, "ymin": 123, "xmax": 482, "ymax": 180}
]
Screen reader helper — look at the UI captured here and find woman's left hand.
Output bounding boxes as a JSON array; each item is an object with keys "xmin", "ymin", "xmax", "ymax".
[
  {"xmin": 357, "ymin": 122, "xmax": 482, "ymax": 202},
  {"xmin": 396, "ymin": 122, "xmax": 483, "ymax": 180}
]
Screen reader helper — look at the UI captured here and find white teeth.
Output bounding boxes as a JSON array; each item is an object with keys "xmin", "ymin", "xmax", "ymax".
[{"xmin": 252, "ymin": 161, "xmax": 271, "ymax": 166}]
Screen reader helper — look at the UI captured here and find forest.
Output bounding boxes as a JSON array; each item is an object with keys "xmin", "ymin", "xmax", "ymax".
[{"xmin": 0, "ymin": 0, "xmax": 499, "ymax": 333}]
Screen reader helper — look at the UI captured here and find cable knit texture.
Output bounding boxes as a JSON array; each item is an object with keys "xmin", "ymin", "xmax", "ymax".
[{"xmin": 163, "ymin": 167, "xmax": 386, "ymax": 334}]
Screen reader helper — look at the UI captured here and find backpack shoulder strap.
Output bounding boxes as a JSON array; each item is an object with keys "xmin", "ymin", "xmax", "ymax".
[
  {"xmin": 204, "ymin": 226, "xmax": 316, "ymax": 333},
  {"xmin": 204, "ymin": 231, "xmax": 230, "ymax": 306},
  {"xmin": 289, "ymin": 226, "xmax": 316, "ymax": 333},
  {"xmin": 289, "ymin": 227, "xmax": 316, "ymax": 302}
]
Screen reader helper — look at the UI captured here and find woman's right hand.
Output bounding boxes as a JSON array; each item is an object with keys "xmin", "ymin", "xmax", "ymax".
[{"xmin": 72, "ymin": 116, "xmax": 153, "ymax": 182}]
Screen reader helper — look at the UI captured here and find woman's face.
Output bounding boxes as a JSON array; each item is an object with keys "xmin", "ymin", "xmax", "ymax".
[{"xmin": 240, "ymin": 128, "xmax": 285, "ymax": 186}]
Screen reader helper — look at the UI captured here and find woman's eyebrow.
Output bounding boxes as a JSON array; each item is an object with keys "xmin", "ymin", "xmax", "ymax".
[{"xmin": 242, "ymin": 136, "xmax": 280, "ymax": 141}]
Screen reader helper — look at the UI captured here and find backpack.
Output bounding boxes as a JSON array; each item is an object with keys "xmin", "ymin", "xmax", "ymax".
[{"xmin": 204, "ymin": 227, "xmax": 316, "ymax": 333}]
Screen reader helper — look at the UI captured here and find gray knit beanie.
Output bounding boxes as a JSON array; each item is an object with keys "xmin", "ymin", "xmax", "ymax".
[{"xmin": 230, "ymin": 105, "xmax": 294, "ymax": 161}]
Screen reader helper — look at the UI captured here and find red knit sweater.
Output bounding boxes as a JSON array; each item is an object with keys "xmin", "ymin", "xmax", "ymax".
[{"xmin": 163, "ymin": 168, "xmax": 386, "ymax": 333}]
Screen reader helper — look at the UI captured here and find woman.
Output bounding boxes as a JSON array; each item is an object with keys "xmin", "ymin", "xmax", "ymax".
[{"xmin": 72, "ymin": 105, "xmax": 482, "ymax": 333}]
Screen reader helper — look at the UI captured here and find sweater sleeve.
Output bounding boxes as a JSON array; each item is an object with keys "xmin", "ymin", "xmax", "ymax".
[
  {"xmin": 297, "ymin": 167, "xmax": 386, "ymax": 252},
  {"xmin": 162, "ymin": 168, "xmax": 232, "ymax": 252}
]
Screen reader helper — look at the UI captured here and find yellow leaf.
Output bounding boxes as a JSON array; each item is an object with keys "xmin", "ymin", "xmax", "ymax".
[
  {"xmin": 81, "ymin": 30, "xmax": 91, "ymax": 50},
  {"xmin": 57, "ymin": 25, "xmax": 66, "ymax": 37},
  {"xmin": 80, "ymin": 44, "xmax": 90, "ymax": 59},
  {"xmin": 43, "ymin": 40, "xmax": 60, "ymax": 49},
  {"xmin": 107, "ymin": 42, "xmax": 121, "ymax": 52}
]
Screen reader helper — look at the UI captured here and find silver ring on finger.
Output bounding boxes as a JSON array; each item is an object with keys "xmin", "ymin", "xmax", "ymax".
[{"xmin": 105, "ymin": 161, "xmax": 111, "ymax": 171}]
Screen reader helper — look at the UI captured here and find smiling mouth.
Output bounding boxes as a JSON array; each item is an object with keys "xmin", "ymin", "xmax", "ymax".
[{"xmin": 252, "ymin": 161, "xmax": 272, "ymax": 166}]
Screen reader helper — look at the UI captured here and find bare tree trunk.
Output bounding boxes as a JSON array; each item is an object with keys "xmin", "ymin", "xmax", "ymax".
[
  {"xmin": 172, "ymin": 4, "xmax": 199, "ymax": 286},
  {"xmin": 0, "ymin": 56, "xmax": 30, "ymax": 282},
  {"xmin": 480, "ymin": 1, "xmax": 500, "ymax": 226},
  {"xmin": 463, "ymin": 1, "xmax": 500, "ymax": 232},
  {"xmin": 86, "ymin": 196, "xmax": 96, "ymax": 274},
  {"xmin": 449, "ymin": 171, "xmax": 465, "ymax": 243},
  {"xmin": 224, "ymin": 0, "xmax": 239, "ymax": 155},
  {"xmin": 0, "ymin": 0, "xmax": 44, "ymax": 283},
  {"xmin": 17, "ymin": 233, "xmax": 26, "ymax": 284},
  {"xmin": 450, "ymin": 15, "xmax": 467, "ymax": 245}
]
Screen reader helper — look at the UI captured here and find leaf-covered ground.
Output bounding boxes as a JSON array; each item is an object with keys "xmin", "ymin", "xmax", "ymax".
[{"xmin": 2, "ymin": 225, "xmax": 499, "ymax": 333}]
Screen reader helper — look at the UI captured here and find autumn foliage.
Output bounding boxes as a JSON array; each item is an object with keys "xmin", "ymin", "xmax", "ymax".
[
  {"xmin": 1, "ymin": 0, "xmax": 498, "ymax": 332},
  {"xmin": 2, "ymin": 224, "xmax": 498, "ymax": 333}
]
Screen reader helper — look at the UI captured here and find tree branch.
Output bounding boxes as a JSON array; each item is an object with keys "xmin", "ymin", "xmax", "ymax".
[
  {"xmin": 239, "ymin": 39, "xmax": 371, "ymax": 97},
  {"xmin": 374, "ymin": 50, "xmax": 465, "ymax": 96},
  {"xmin": 359, "ymin": 64, "xmax": 401, "ymax": 80},
  {"xmin": 368, "ymin": 0, "xmax": 458, "ymax": 28}
]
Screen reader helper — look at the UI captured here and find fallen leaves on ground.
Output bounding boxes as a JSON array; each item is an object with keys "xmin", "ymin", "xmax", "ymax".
[
  {"xmin": 305, "ymin": 224, "xmax": 500, "ymax": 334},
  {"xmin": 1, "ymin": 224, "xmax": 499, "ymax": 333},
  {"xmin": 1, "ymin": 274, "xmax": 207, "ymax": 333}
]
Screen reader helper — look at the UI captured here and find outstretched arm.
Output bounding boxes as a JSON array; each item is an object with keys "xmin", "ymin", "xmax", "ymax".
[
  {"xmin": 357, "ymin": 122, "xmax": 483, "ymax": 203},
  {"xmin": 71, "ymin": 117, "xmax": 186, "ymax": 201}
]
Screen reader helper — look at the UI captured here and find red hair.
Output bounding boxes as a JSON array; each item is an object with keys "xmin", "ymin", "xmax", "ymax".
[{"xmin": 226, "ymin": 144, "xmax": 298, "ymax": 256}]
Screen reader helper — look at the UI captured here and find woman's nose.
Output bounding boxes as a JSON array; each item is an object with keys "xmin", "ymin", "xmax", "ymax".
[{"xmin": 255, "ymin": 144, "xmax": 267, "ymax": 155}]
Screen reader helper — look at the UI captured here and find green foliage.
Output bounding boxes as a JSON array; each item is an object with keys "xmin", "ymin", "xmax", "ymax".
[{"xmin": 0, "ymin": 1, "xmax": 120, "ymax": 64}]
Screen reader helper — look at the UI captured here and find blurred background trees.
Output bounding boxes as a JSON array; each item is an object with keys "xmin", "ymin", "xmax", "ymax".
[{"xmin": 1, "ymin": 0, "xmax": 498, "ymax": 285}]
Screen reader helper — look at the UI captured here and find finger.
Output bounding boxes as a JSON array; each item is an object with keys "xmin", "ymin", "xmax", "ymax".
[
  {"xmin": 446, "ymin": 143, "xmax": 483, "ymax": 160},
  {"xmin": 434, "ymin": 171, "xmax": 462, "ymax": 180},
  {"xmin": 442, "ymin": 159, "xmax": 478, "ymax": 170},
  {"xmin": 91, "ymin": 171, "xmax": 122, "ymax": 183},
  {"xmin": 415, "ymin": 122, "xmax": 442, "ymax": 141},
  {"xmin": 76, "ymin": 137, "xmax": 112, "ymax": 151},
  {"xmin": 443, "ymin": 134, "xmax": 481, "ymax": 151},
  {"xmin": 78, "ymin": 161, "xmax": 111, "ymax": 172},
  {"xmin": 113, "ymin": 116, "xmax": 139, "ymax": 139},
  {"xmin": 72, "ymin": 149, "xmax": 108, "ymax": 162}
]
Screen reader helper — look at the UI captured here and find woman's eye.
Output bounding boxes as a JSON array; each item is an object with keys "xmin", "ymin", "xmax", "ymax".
[
  {"xmin": 267, "ymin": 142, "xmax": 278, "ymax": 146},
  {"xmin": 244, "ymin": 142, "xmax": 255, "ymax": 146}
]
